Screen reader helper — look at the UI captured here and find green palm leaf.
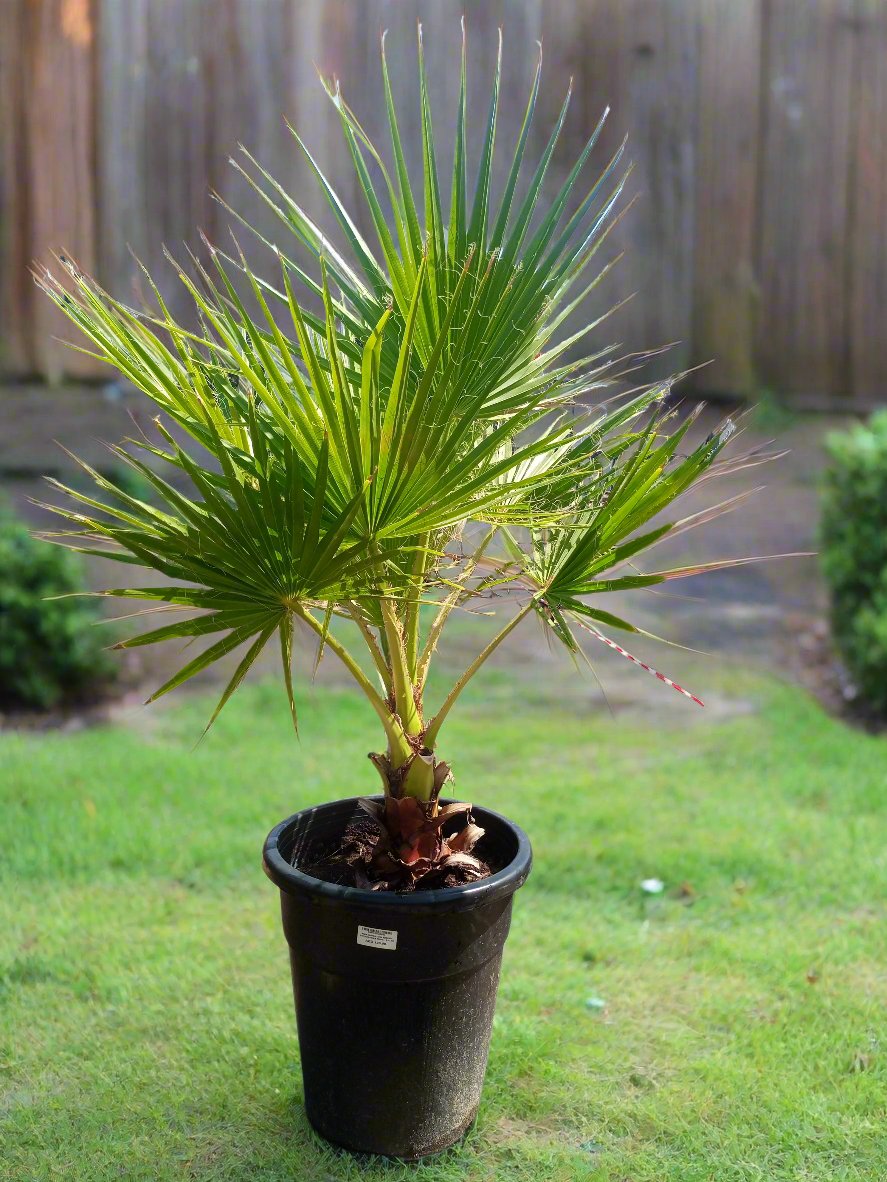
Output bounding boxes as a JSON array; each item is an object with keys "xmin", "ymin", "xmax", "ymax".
[{"xmin": 35, "ymin": 23, "xmax": 772, "ymax": 781}]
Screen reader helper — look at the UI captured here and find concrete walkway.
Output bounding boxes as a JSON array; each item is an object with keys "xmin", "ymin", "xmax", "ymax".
[{"xmin": 1, "ymin": 385, "xmax": 836, "ymax": 723}]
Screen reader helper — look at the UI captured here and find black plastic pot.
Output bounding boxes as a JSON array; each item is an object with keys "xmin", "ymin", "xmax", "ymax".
[{"xmin": 262, "ymin": 796, "xmax": 532, "ymax": 1159}]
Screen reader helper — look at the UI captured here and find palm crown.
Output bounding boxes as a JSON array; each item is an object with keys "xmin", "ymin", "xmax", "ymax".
[{"xmin": 38, "ymin": 25, "xmax": 755, "ymax": 887}]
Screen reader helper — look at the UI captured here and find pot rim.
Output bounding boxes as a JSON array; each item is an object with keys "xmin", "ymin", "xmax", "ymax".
[{"xmin": 263, "ymin": 796, "xmax": 532, "ymax": 913}]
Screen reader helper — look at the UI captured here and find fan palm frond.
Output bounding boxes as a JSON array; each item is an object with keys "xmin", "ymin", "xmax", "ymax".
[{"xmin": 35, "ymin": 23, "xmax": 774, "ymax": 865}]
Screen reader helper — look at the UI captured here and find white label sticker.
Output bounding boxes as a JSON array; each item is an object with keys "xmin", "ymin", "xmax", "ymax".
[{"xmin": 356, "ymin": 924, "xmax": 398, "ymax": 950}]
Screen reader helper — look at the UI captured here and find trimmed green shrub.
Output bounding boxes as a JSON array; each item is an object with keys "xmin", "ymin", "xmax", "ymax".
[
  {"xmin": 821, "ymin": 411, "xmax": 887, "ymax": 714},
  {"xmin": 0, "ymin": 507, "xmax": 114, "ymax": 710}
]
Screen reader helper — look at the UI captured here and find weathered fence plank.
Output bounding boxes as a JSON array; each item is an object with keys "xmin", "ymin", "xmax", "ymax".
[
  {"xmin": 0, "ymin": 0, "xmax": 32, "ymax": 373},
  {"xmin": 99, "ymin": 0, "xmax": 365, "ymax": 329},
  {"xmin": 2, "ymin": 0, "xmax": 100, "ymax": 379},
  {"xmin": 692, "ymin": 0, "xmax": 762, "ymax": 398},
  {"xmin": 849, "ymin": 0, "xmax": 887, "ymax": 404},
  {"xmin": 570, "ymin": 0, "xmax": 700, "ymax": 375},
  {"xmin": 206, "ymin": 0, "xmax": 301, "ymax": 291},
  {"xmin": 98, "ymin": 0, "xmax": 215, "ymax": 329},
  {"xmin": 755, "ymin": 0, "xmax": 859, "ymax": 402}
]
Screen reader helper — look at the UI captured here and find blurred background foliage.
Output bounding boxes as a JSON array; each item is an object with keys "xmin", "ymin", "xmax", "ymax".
[
  {"xmin": 821, "ymin": 413, "xmax": 887, "ymax": 717},
  {"xmin": 0, "ymin": 503, "xmax": 114, "ymax": 710}
]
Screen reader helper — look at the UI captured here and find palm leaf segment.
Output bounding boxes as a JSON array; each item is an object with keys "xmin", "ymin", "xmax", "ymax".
[{"xmin": 38, "ymin": 25, "xmax": 744, "ymax": 738}]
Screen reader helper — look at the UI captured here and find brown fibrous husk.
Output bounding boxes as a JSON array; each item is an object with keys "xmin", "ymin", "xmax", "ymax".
[{"xmin": 295, "ymin": 797, "xmax": 493, "ymax": 892}]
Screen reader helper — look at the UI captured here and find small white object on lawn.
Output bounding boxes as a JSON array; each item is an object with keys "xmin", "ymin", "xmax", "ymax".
[{"xmin": 641, "ymin": 878, "xmax": 665, "ymax": 894}]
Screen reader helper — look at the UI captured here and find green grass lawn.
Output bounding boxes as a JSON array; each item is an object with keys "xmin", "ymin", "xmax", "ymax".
[{"xmin": 2, "ymin": 668, "xmax": 885, "ymax": 1181}]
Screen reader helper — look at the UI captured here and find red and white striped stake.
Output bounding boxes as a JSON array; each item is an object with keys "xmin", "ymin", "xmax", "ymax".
[{"xmin": 577, "ymin": 619, "xmax": 705, "ymax": 708}]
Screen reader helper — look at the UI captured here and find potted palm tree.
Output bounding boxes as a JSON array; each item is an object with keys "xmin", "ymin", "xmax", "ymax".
[{"xmin": 38, "ymin": 26, "xmax": 763, "ymax": 1160}]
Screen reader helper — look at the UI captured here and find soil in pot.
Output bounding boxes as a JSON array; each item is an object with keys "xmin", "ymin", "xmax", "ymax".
[{"xmin": 295, "ymin": 801, "xmax": 500, "ymax": 892}]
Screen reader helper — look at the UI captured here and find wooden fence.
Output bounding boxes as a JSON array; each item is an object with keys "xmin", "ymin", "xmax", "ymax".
[{"xmin": 2, "ymin": 0, "xmax": 886, "ymax": 408}]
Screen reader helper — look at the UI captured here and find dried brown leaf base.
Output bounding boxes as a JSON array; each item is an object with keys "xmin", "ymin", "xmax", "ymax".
[{"xmin": 296, "ymin": 798, "xmax": 492, "ymax": 892}]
